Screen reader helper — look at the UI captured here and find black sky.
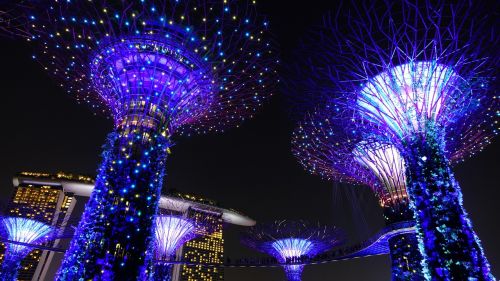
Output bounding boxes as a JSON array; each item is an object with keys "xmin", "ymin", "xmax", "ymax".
[{"xmin": 0, "ymin": 1, "xmax": 499, "ymax": 280}]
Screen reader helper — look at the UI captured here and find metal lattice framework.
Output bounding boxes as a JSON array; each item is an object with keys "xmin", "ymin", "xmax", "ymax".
[
  {"xmin": 289, "ymin": 0, "xmax": 498, "ymax": 163},
  {"xmin": 153, "ymin": 212, "xmax": 211, "ymax": 281},
  {"xmin": 288, "ymin": 0, "xmax": 498, "ymax": 280},
  {"xmin": 292, "ymin": 113, "xmax": 426, "ymax": 280},
  {"xmin": 155, "ymin": 215, "xmax": 197, "ymax": 260},
  {"xmin": 22, "ymin": 0, "xmax": 278, "ymax": 135},
  {"xmin": 8, "ymin": 1, "xmax": 278, "ymax": 280},
  {"xmin": 242, "ymin": 220, "xmax": 344, "ymax": 281},
  {"xmin": 0, "ymin": 217, "xmax": 55, "ymax": 281},
  {"xmin": 292, "ymin": 114, "xmax": 409, "ymax": 213},
  {"xmin": 0, "ymin": 1, "xmax": 35, "ymax": 38}
]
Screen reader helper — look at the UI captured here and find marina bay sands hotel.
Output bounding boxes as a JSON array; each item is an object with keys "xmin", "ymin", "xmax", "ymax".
[{"xmin": 0, "ymin": 172, "xmax": 255, "ymax": 281}]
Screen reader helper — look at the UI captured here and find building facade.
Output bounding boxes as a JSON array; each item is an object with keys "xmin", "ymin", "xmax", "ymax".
[
  {"xmin": 0, "ymin": 173, "xmax": 254, "ymax": 281},
  {"xmin": 166, "ymin": 192, "xmax": 225, "ymax": 281},
  {"xmin": 0, "ymin": 172, "xmax": 93, "ymax": 281}
]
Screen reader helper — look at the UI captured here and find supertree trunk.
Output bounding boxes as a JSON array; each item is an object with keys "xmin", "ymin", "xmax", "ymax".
[
  {"xmin": 56, "ymin": 124, "xmax": 170, "ymax": 281},
  {"xmin": 284, "ymin": 265, "xmax": 304, "ymax": 281},
  {"xmin": 154, "ymin": 263, "xmax": 173, "ymax": 281},
  {"xmin": 383, "ymin": 206, "xmax": 425, "ymax": 281},
  {"xmin": 403, "ymin": 129, "xmax": 493, "ymax": 280},
  {"xmin": 0, "ymin": 252, "xmax": 22, "ymax": 281},
  {"xmin": 388, "ymin": 233, "xmax": 425, "ymax": 281}
]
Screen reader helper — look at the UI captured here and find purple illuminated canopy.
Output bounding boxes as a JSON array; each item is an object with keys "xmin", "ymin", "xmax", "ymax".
[
  {"xmin": 288, "ymin": 0, "xmax": 498, "ymax": 161},
  {"xmin": 0, "ymin": 217, "xmax": 56, "ymax": 281},
  {"xmin": 23, "ymin": 0, "xmax": 277, "ymax": 135},
  {"xmin": 289, "ymin": 0, "xmax": 498, "ymax": 279},
  {"xmin": 12, "ymin": 1, "xmax": 278, "ymax": 279},
  {"xmin": 292, "ymin": 116, "xmax": 409, "ymax": 208},
  {"xmin": 242, "ymin": 220, "xmax": 344, "ymax": 281},
  {"xmin": 0, "ymin": 217, "xmax": 54, "ymax": 255},
  {"xmin": 154, "ymin": 215, "xmax": 198, "ymax": 260}
]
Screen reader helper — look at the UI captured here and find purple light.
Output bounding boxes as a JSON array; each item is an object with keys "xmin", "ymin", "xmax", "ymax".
[
  {"xmin": 357, "ymin": 62, "xmax": 461, "ymax": 138},
  {"xmin": 353, "ymin": 142, "xmax": 408, "ymax": 205},
  {"xmin": 0, "ymin": 217, "xmax": 55, "ymax": 281},
  {"xmin": 1, "ymin": 217, "xmax": 54, "ymax": 255},
  {"xmin": 242, "ymin": 220, "xmax": 344, "ymax": 281},
  {"xmin": 154, "ymin": 215, "xmax": 197, "ymax": 259},
  {"xmin": 12, "ymin": 1, "xmax": 278, "ymax": 278},
  {"xmin": 22, "ymin": 0, "xmax": 278, "ymax": 135},
  {"xmin": 289, "ymin": 0, "xmax": 497, "ymax": 279},
  {"xmin": 90, "ymin": 37, "xmax": 215, "ymax": 131},
  {"xmin": 271, "ymin": 238, "xmax": 313, "ymax": 261}
]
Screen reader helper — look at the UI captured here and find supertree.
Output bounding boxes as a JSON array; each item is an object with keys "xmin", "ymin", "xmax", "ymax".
[
  {"xmin": 153, "ymin": 214, "xmax": 206, "ymax": 281},
  {"xmin": 292, "ymin": 114, "xmax": 425, "ymax": 280},
  {"xmin": 0, "ymin": 1, "xmax": 31, "ymax": 38},
  {"xmin": 241, "ymin": 220, "xmax": 344, "ymax": 281},
  {"xmin": 13, "ymin": 1, "xmax": 277, "ymax": 280},
  {"xmin": 0, "ymin": 217, "xmax": 55, "ymax": 281},
  {"xmin": 288, "ymin": 0, "xmax": 498, "ymax": 279}
]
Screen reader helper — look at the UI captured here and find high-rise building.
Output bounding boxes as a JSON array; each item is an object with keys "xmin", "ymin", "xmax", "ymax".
[
  {"xmin": 163, "ymin": 192, "xmax": 225, "ymax": 281},
  {"xmin": 0, "ymin": 173, "xmax": 255, "ymax": 281},
  {"xmin": 180, "ymin": 208, "xmax": 224, "ymax": 281},
  {"xmin": 159, "ymin": 191, "xmax": 255, "ymax": 281},
  {"xmin": 0, "ymin": 172, "xmax": 94, "ymax": 281}
]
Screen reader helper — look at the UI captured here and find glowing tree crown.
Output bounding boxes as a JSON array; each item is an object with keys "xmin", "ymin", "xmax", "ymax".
[
  {"xmin": 25, "ymin": 0, "xmax": 277, "ymax": 135},
  {"xmin": 352, "ymin": 141, "xmax": 407, "ymax": 205},
  {"xmin": 289, "ymin": 0, "xmax": 498, "ymax": 160},
  {"xmin": 357, "ymin": 62, "xmax": 461, "ymax": 138},
  {"xmin": 0, "ymin": 217, "xmax": 54, "ymax": 256},
  {"xmin": 242, "ymin": 220, "xmax": 343, "ymax": 259},
  {"xmin": 242, "ymin": 220, "xmax": 343, "ymax": 281},
  {"xmin": 292, "ymin": 114, "xmax": 408, "ymax": 208},
  {"xmin": 271, "ymin": 238, "xmax": 313, "ymax": 261},
  {"xmin": 289, "ymin": 1, "xmax": 498, "ymax": 279},
  {"xmin": 154, "ymin": 215, "xmax": 197, "ymax": 259}
]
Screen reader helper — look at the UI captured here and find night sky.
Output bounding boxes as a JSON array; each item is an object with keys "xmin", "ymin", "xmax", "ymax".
[{"xmin": 1, "ymin": 1, "xmax": 499, "ymax": 280}]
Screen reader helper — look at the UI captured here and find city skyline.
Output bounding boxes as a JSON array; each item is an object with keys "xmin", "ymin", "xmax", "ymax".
[
  {"xmin": 0, "ymin": 172, "xmax": 254, "ymax": 281},
  {"xmin": 0, "ymin": 0, "xmax": 498, "ymax": 280}
]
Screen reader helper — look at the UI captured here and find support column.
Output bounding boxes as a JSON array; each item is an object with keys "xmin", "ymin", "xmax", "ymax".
[
  {"xmin": 57, "ymin": 125, "xmax": 169, "ymax": 281},
  {"xmin": 0, "ymin": 251, "xmax": 22, "ymax": 281},
  {"xmin": 403, "ymin": 131, "xmax": 493, "ymax": 280}
]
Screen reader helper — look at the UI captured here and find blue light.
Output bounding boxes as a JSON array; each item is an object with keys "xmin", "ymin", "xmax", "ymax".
[
  {"xmin": 0, "ymin": 217, "xmax": 55, "ymax": 281},
  {"xmin": 1, "ymin": 217, "xmax": 53, "ymax": 255}
]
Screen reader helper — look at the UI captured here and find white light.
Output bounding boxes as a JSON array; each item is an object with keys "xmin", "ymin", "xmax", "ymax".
[
  {"xmin": 1, "ymin": 217, "xmax": 54, "ymax": 255},
  {"xmin": 357, "ymin": 62, "xmax": 462, "ymax": 137},
  {"xmin": 353, "ymin": 142, "xmax": 407, "ymax": 203},
  {"xmin": 154, "ymin": 216, "xmax": 196, "ymax": 259},
  {"xmin": 271, "ymin": 238, "xmax": 313, "ymax": 260}
]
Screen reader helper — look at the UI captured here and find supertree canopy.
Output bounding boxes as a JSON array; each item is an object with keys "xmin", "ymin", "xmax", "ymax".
[
  {"xmin": 292, "ymin": 114, "xmax": 425, "ymax": 280},
  {"xmin": 155, "ymin": 215, "xmax": 196, "ymax": 260},
  {"xmin": 0, "ymin": 1, "xmax": 35, "ymax": 38},
  {"xmin": 0, "ymin": 217, "xmax": 55, "ymax": 281},
  {"xmin": 289, "ymin": 0, "xmax": 498, "ymax": 279},
  {"xmin": 241, "ymin": 220, "xmax": 344, "ymax": 281},
  {"xmin": 15, "ymin": 1, "xmax": 277, "ymax": 280},
  {"xmin": 153, "ymin": 214, "xmax": 203, "ymax": 281}
]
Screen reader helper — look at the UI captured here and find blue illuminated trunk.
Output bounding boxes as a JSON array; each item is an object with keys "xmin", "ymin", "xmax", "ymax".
[
  {"xmin": 56, "ymin": 125, "xmax": 169, "ymax": 281},
  {"xmin": 154, "ymin": 262, "xmax": 173, "ymax": 281},
  {"xmin": 388, "ymin": 233, "xmax": 425, "ymax": 281},
  {"xmin": 383, "ymin": 205, "xmax": 425, "ymax": 281},
  {"xmin": 0, "ymin": 251, "xmax": 22, "ymax": 281},
  {"xmin": 284, "ymin": 265, "xmax": 304, "ymax": 281},
  {"xmin": 403, "ymin": 131, "xmax": 493, "ymax": 280}
]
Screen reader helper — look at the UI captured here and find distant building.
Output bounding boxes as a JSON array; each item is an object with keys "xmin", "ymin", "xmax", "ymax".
[
  {"xmin": 0, "ymin": 172, "xmax": 255, "ymax": 281},
  {"xmin": 165, "ymin": 192, "xmax": 226, "ymax": 281},
  {"xmin": 0, "ymin": 172, "xmax": 94, "ymax": 281}
]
